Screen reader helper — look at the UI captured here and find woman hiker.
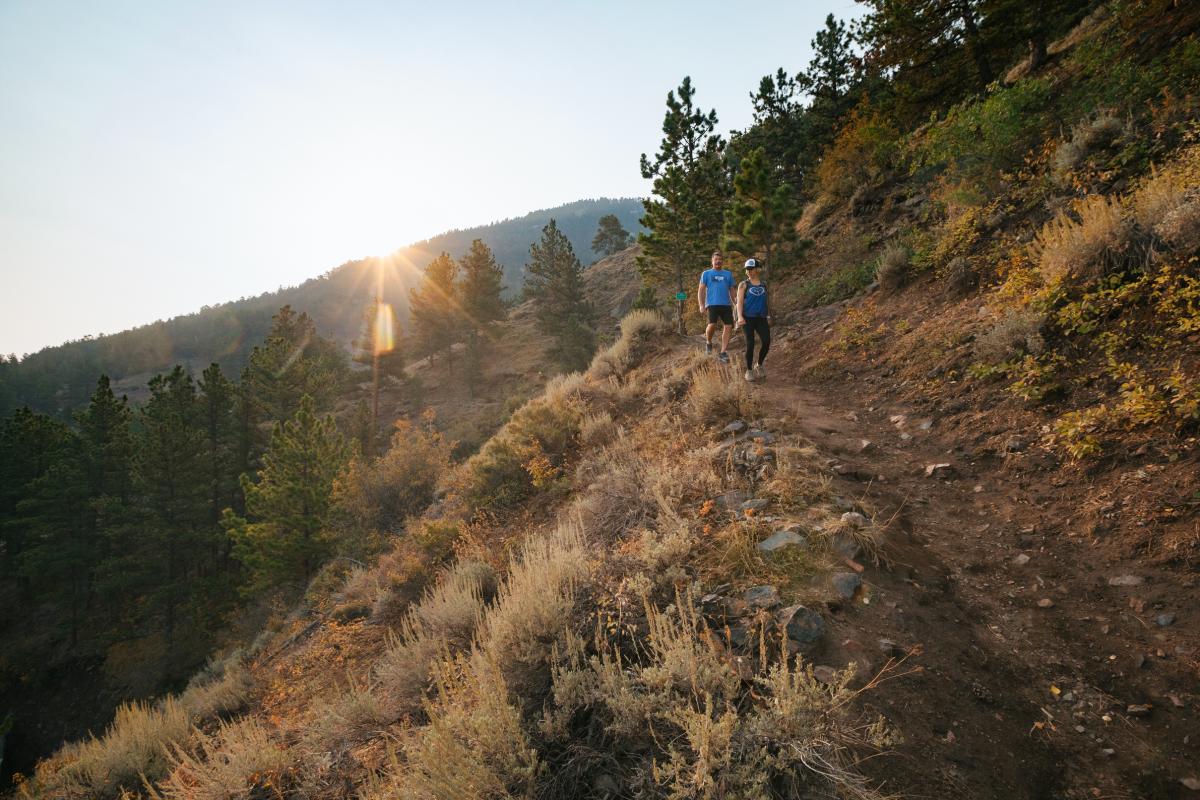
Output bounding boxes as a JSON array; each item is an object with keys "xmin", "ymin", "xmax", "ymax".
[{"xmin": 735, "ymin": 258, "xmax": 770, "ymax": 382}]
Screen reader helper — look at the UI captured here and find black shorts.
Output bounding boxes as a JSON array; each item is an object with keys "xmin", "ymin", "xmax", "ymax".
[{"xmin": 706, "ymin": 305, "xmax": 733, "ymax": 325}]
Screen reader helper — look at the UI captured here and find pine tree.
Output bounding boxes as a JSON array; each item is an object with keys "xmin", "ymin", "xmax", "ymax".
[
  {"xmin": 127, "ymin": 366, "xmax": 213, "ymax": 665},
  {"xmin": 222, "ymin": 395, "xmax": 349, "ymax": 595},
  {"xmin": 638, "ymin": 77, "xmax": 729, "ymax": 333},
  {"xmin": 591, "ymin": 214, "xmax": 633, "ymax": 257},
  {"xmin": 724, "ymin": 147, "xmax": 802, "ymax": 284},
  {"xmin": 524, "ymin": 220, "xmax": 596, "ymax": 371},
  {"xmin": 630, "ymin": 285, "xmax": 661, "ymax": 312},
  {"xmin": 408, "ymin": 253, "xmax": 461, "ymax": 370},
  {"xmin": 0, "ymin": 408, "xmax": 71, "ymax": 581},
  {"xmin": 198, "ymin": 363, "xmax": 239, "ymax": 525},
  {"xmin": 458, "ymin": 240, "xmax": 505, "ymax": 393}
]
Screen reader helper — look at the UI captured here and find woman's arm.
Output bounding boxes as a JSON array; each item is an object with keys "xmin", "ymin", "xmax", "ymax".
[{"xmin": 735, "ymin": 281, "xmax": 746, "ymax": 327}]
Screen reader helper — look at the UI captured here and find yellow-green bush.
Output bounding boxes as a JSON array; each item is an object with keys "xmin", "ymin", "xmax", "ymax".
[
  {"xmin": 1032, "ymin": 194, "xmax": 1132, "ymax": 283},
  {"xmin": 152, "ymin": 717, "xmax": 291, "ymax": 800}
]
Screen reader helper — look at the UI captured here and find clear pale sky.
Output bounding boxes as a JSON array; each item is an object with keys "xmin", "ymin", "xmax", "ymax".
[{"xmin": 0, "ymin": 0, "xmax": 860, "ymax": 357}]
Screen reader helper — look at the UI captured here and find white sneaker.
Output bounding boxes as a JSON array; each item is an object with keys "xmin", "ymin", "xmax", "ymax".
[
  {"xmin": 755, "ymin": 364, "xmax": 766, "ymax": 380},
  {"xmin": 744, "ymin": 369, "xmax": 756, "ymax": 382}
]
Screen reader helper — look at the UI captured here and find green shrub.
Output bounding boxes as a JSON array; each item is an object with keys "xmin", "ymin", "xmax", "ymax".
[
  {"xmin": 795, "ymin": 260, "xmax": 877, "ymax": 307},
  {"xmin": 911, "ymin": 78, "xmax": 1051, "ymax": 179}
]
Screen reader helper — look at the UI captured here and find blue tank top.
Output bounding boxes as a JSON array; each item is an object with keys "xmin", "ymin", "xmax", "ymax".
[{"xmin": 742, "ymin": 281, "xmax": 768, "ymax": 317}]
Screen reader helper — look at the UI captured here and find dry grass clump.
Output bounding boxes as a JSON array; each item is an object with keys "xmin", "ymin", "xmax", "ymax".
[
  {"xmin": 411, "ymin": 560, "xmax": 493, "ymax": 647},
  {"xmin": 306, "ymin": 677, "xmax": 390, "ymax": 751},
  {"xmin": 1157, "ymin": 196, "xmax": 1200, "ymax": 251},
  {"xmin": 363, "ymin": 651, "xmax": 540, "ymax": 800},
  {"xmin": 481, "ymin": 524, "xmax": 589, "ymax": 692},
  {"xmin": 22, "ymin": 699, "xmax": 192, "ymax": 799},
  {"xmin": 819, "ymin": 511, "xmax": 885, "ymax": 566},
  {"xmin": 1032, "ymin": 194, "xmax": 1132, "ymax": 283},
  {"xmin": 578, "ymin": 410, "xmax": 618, "ymax": 448},
  {"xmin": 1131, "ymin": 167, "xmax": 1188, "ymax": 232},
  {"xmin": 589, "ymin": 309, "xmax": 671, "ymax": 380},
  {"xmin": 973, "ymin": 307, "xmax": 1046, "ymax": 364},
  {"xmin": 541, "ymin": 590, "xmax": 894, "ymax": 799},
  {"xmin": 570, "ymin": 440, "xmax": 658, "ymax": 541},
  {"xmin": 152, "ymin": 717, "xmax": 291, "ymax": 800},
  {"xmin": 875, "ymin": 241, "xmax": 911, "ymax": 294},
  {"xmin": 1052, "ymin": 110, "xmax": 1126, "ymax": 176},
  {"xmin": 761, "ymin": 444, "xmax": 830, "ymax": 511},
  {"xmin": 688, "ymin": 364, "xmax": 759, "ymax": 427},
  {"xmin": 178, "ymin": 657, "xmax": 252, "ymax": 721}
]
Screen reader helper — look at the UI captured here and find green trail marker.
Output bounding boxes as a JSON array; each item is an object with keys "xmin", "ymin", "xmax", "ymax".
[{"xmin": 675, "ymin": 291, "xmax": 687, "ymax": 301}]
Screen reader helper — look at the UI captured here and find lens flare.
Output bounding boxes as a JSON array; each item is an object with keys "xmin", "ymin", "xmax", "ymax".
[{"xmin": 374, "ymin": 302, "xmax": 395, "ymax": 355}]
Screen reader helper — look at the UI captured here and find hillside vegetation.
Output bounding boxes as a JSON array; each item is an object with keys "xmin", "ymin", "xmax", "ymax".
[
  {"xmin": 7, "ymin": 1, "xmax": 1200, "ymax": 798},
  {"xmin": 0, "ymin": 198, "xmax": 642, "ymax": 420}
]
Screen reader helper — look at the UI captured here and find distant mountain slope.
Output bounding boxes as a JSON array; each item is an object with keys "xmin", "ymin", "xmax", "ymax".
[{"xmin": 0, "ymin": 197, "xmax": 644, "ymax": 418}]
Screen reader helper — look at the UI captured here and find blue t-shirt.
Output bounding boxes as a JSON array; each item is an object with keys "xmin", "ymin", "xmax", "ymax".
[
  {"xmin": 700, "ymin": 269, "xmax": 734, "ymax": 307},
  {"xmin": 742, "ymin": 281, "xmax": 768, "ymax": 317}
]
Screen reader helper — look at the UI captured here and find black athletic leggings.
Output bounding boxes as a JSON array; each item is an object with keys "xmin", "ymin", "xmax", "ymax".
[{"xmin": 743, "ymin": 316, "xmax": 770, "ymax": 369}]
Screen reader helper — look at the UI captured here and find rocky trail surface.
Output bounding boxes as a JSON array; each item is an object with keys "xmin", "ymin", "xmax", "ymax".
[{"xmin": 704, "ymin": 334, "xmax": 1199, "ymax": 799}]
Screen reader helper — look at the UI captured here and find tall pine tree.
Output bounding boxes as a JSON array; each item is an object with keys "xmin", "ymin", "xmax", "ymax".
[
  {"xmin": 407, "ymin": 253, "xmax": 461, "ymax": 371},
  {"xmin": 458, "ymin": 239, "xmax": 506, "ymax": 393},
  {"xmin": 222, "ymin": 395, "xmax": 349, "ymax": 595},
  {"xmin": 591, "ymin": 214, "xmax": 633, "ymax": 257},
  {"xmin": 524, "ymin": 220, "xmax": 596, "ymax": 372},
  {"xmin": 638, "ymin": 77, "xmax": 729, "ymax": 333},
  {"xmin": 724, "ymin": 147, "xmax": 803, "ymax": 284}
]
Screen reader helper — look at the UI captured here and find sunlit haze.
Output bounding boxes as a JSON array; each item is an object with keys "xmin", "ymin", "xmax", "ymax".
[{"xmin": 0, "ymin": 0, "xmax": 860, "ymax": 357}]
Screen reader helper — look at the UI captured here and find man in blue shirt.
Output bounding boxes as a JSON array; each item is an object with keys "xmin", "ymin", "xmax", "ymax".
[{"xmin": 698, "ymin": 250, "xmax": 734, "ymax": 363}]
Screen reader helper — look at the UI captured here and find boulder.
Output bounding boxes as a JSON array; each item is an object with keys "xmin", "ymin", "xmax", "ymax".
[
  {"xmin": 831, "ymin": 572, "xmax": 862, "ymax": 599},
  {"xmin": 741, "ymin": 498, "xmax": 770, "ymax": 512},
  {"xmin": 715, "ymin": 490, "xmax": 752, "ymax": 509},
  {"xmin": 758, "ymin": 530, "xmax": 807, "ymax": 553},
  {"xmin": 744, "ymin": 585, "xmax": 781, "ymax": 609},
  {"xmin": 778, "ymin": 604, "xmax": 825, "ymax": 652},
  {"xmin": 723, "ymin": 420, "xmax": 747, "ymax": 435}
]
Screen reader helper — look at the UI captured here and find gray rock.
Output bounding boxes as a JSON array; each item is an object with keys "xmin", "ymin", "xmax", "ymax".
[
  {"xmin": 715, "ymin": 490, "xmax": 751, "ymax": 509},
  {"xmin": 925, "ymin": 462, "xmax": 955, "ymax": 478},
  {"xmin": 1156, "ymin": 613, "xmax": 1176, "ymax": 627},
  {"xmin": 744, "ymin": 585, "xmax": 781, "ymax": 609},
  {"xmin": 831, "ymin": 572, "xmax": 862, "ymax": 599},
  {"xmin": 812, "ymin": 665, "xmax": 839, "ymax": 684},
  {"xmin": 840, "ymin": 511, "xmax": 870, "ymax": 528},
  {"xmin": 1003, "ymin": 437, "xmax": 1026, "ymax": 453},
  {"xmin": 857, "ymin": 439, "xmax": 874, "ymax": 453},
  {"xmin": 758, "ymin": 530, "xmax": 808, "ymax": 553},
  {"xmin": 1013, "ymin": 553, "xmax": 1031, "ymax": 566},
  {"xmin": 830, "ymin": 533, "xmax": 862, "ymax": 561},
  {"xmin": 727, "ymin": 623, "xmax": 751, "ymax": 649},
  {"xmin": 723, "ymin": 420, "xmax": 747, "ymax": 435},
  {"xmin": 778, "ymin": 604, "xmax": 825, "ymax": 650},
  {"xmin": 918, "ymin": 418, "xmax": 934, "ymax": 431},
  {"xmin": 1108, "ymin": 575, "xmax": 1145, "ymax": 587},
  {"xmin": 741, "ymin": 498, "xmax": 770, "ymax": 512}
]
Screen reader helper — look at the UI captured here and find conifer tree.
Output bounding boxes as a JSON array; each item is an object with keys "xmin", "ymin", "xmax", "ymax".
[
  {"xmin": 724, "ymin": 147, "xmax": 802, "ymax": 284},
  {"xmin": 591, "ymin": 214, "xmax": 633, "ymax": 257},
  {"xmin": 198, "ymin": 363, "xmax": 239, "ymax": 525},
  {"xmin": 630, "ymin": 285, "xmax": 661, "ymax": 312},
  {"xmin": 638, "ymin": 77, "xmax": 729, "ymax": 333},
  {"xmin": 407, "ymin": 253, "xmax": 461, "ymax": 370},
  {"xmin": 222, "ymin": 395, "xmax": 349, "ymax": 595},
  {"xmin": 0, "ymin": 408, "xmax": 71, "ymax": 580},
  {"xmin": 457, "ymin": 239, "xmax": 505, "ymax": 393},
  {"xmin": 128, "ymin": 366, "xmax": 212, "ymax": 662},
  {"xmin": 524, "ymin": 220, "xmax": 596, "ymax": 371}
]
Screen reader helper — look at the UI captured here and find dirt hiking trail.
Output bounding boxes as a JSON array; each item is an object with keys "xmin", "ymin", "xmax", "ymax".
[{"xmin": 727, "ymin": 344, "xmax": 1199, "ymax": 799}]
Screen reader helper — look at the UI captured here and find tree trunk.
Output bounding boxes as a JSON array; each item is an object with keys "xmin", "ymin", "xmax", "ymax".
[{"xmin": 958, "ymin": 3, "xmax": 994, "ymax": 88}]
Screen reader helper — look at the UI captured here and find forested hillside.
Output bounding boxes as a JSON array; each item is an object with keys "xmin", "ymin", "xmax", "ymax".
[
  {"xmin": 7, "ymin": 1, "xmax": 1200, "ymax": 798},
  {"xmin": 0, "ymin": 198, "xmax": 642, "ymax": 420}
]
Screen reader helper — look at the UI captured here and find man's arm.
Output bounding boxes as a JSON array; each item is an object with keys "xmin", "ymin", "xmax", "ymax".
[{"xmin": 697, "ymin": 279, "xmax": 707, "ymax": 313}]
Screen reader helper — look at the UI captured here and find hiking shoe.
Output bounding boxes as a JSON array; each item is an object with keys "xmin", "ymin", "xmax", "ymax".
[
  {"xmin": 718, "ymin": 351, "xmax": 730, "ymax": 364},
  {"xmin": 755, "ymin": 364, "xmax": 767, "ymax": 380},
  {"xmin": 705, "ymin": 342, "xmax": 713, "ymax": 355},
  {"xmin": 744, "ymin": 369, "xmax": 756, "ymax": 382}
]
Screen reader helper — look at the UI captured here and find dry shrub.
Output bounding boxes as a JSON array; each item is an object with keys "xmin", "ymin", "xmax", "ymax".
[
  {"xmin": 973, "ymin": 307, "xmax": 1046, "ymax": 364},
  {"xmin": 1157, "ymin": 197, "xmax": 1200, "ymax": 252},
  {"xmin": 578, "ymin": 410, "xmax": 618, "ymax": 448},
  {"xmin": 875, "ymin": 241, "xmax": 910, "ymax": 294},
  {"xmin": 23, "ymin": 699, "xmax": 191, "ymax": 799},
  {"xmin": 1052, "ymin": 111, "xmax": 1126, "ymax": 176},
  {"xmin": 589, "ymin": 309, "xmax": 671, "ymax": 380},
  {"xmin": 179, "ymin": 657, "xmax": 252, "ymax": 721},
  {"xmin": 819, "ymin": 512, "xmax": 884, "ymax": 566},
  {"xmin": 570, "ymin": 440, "xmax": 657, "ymax": 541},
  {"xmin": 411, "ymin": 560, "xmax": 493, "ymax": 647},
  {"xmin": 153, "ymin": 717, "xmax": 291, "ymax": 800},
  {"xmin": 332, "ymin": 415, "xmax": 453, "ymax": 539},
  {"xmin": 481, "ymin": 524, "xmax": 589, "ymax": 692},
  {"xmin": 542, "ymin": 590, "xmax": 894, "ymax": 799},
  {"xmin": 373, "ymin": 631, "xmax": 446, "ymax": 715},
  {"xmin": 1032, "ymin": 194, "xmax": 1132, "ymax": 283},
  {"xmin": 306, "ymin": 677, "xmax": 389, "ymax": 751},
  {"xmin": 364, "ymin": 651, "xmax": 540, "ymax": 800},
  {"xmin": 797, "ymin": 196, "xmax": 833, "ymax": 234},
  {"xmin": 1131, "ymin": 167, "xmax": 1188, "ymax": 232},
  {"xmin": 761, "ymin": 444, "xmax": 829, "ymax": 512},
  {"xmin": 450, "ymin": 382, "xmax": 583, "ymax": 510},
  {"xmin": 331, "ymin": 565, "xmax": 384, "ymax": 621},
  {"xmin": 688, "ymin": 364, "xmax": 759, "ymax": 427}
]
